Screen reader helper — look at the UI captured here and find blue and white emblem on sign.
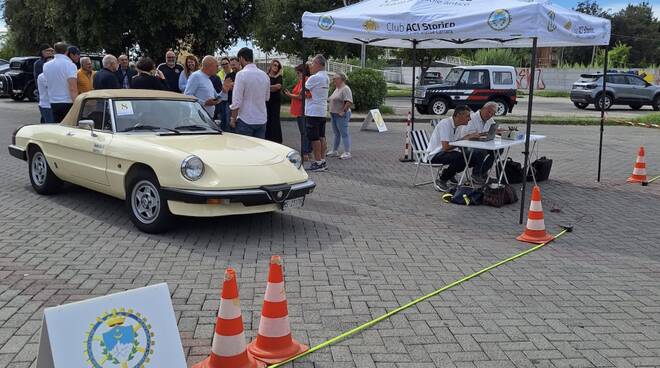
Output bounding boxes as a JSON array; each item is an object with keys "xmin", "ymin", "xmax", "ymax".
[
  {"xmin": 84, "ymin": 308, "xmax": 155, "ymax": 368},
  {"xmin": 488, "ymin": 9, "xmax": 511, "ymax": 31}
]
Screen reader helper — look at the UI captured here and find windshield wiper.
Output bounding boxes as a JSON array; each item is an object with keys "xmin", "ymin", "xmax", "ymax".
[
  {"xmin": 175, "ymin": 124, "xmax": 222, "ymax": 133},
  {"xmin": 122, "ymin": 125, "xmax": 180, "ymax": 134}
]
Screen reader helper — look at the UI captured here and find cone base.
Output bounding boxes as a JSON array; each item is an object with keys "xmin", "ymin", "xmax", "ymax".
[
  {"xmin": 517, "ymin": 232, "xmax": 554, "ymax": 244},
  {"xmin": 627, "ymin": 176, "xmax": 646, "ymax": 183},
  {"xmin": 192, "ymin": 353, "xmax": 266, "ymax": 368},
  {"xmin": 248, "ymin": 338, "xmax": 309, "ymax": 364}
]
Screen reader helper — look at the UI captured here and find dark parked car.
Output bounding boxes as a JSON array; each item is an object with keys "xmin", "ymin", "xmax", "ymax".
[
  {"xmin": 420, "ymin": 71, "xmax": 443, "ymax": 85},
  {"xmin": 0, "ymin": 57, "xmax": 40, "ymax": 101},
  {"xmin": 0, "ymin": 54, "xmax": 103, "ymax": 102},
  {"xmin": 570, "ymin": 73, "xmax": 660, "ymax": 111}
]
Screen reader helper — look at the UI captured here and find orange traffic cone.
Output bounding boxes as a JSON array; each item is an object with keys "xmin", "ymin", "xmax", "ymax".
[
  {"xmin": 517, "ymin": 186, "xmax": 554, "ymax": 244},
  {"xmin": 627, "ymin": 146, "xmax": 647, "ymax": 183},
  {"xmin": 248, "ymin": 256, "xmax": 308, "ymax": 364},
  {"xmin": 193, "ymin": 268, "xmax": 265, "ymax": 368}
]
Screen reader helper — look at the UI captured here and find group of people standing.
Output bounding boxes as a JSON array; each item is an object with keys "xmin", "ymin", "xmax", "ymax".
[{"xmin": 33, "ymin": 42, "xmax": 355, "ymax": 172}]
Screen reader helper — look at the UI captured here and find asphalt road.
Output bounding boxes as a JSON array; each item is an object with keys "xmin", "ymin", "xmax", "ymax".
[{"xmin": 386, "ymin": 96, "xmax": 656, "ymax": 119}]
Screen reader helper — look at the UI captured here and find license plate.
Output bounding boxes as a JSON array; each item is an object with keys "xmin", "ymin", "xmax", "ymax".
[{"xmin": 282, "ymin": 197, "xmax": 304, "ymax": 210}]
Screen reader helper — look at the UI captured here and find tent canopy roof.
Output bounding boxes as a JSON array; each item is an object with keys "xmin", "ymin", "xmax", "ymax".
[{"xmin": 302, "ymin": 0, "xmax": 611, "ymax": 48}]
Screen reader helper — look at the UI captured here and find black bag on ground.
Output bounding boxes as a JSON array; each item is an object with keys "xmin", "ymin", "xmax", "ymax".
[
  {"xmin": 482, "ymin": 184, "xmax": 518, "ymax": 207},
  {"xmin": 527, "ymin": 156, "xmax": 553, "ymax": 182},
  {"xmin": 503, "ymin": 158, "xmax": 524, "ymax": 184}
]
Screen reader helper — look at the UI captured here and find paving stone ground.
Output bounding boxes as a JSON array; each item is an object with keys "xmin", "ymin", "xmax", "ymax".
[{"xmin": 1, "ymin": 100, "xmax": 659, "ymax": 367}]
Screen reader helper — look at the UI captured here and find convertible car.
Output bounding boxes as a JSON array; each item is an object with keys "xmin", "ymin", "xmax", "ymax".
[{"xmin": 8, "ymin": 90, "xmax": 315, "ymax": 233}]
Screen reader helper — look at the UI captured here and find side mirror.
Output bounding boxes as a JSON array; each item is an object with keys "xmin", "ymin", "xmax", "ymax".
[{"xmin": 78, "ymin": 119, "xmax": 97, "ymax": 137}]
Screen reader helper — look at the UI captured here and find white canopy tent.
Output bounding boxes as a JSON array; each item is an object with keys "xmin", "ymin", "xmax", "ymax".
[{"xmin": 301, "ymin": 0, "xmax": 611, "ymax": 223}]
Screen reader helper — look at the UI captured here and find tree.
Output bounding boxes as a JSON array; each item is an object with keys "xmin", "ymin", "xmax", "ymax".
[
  {"xmin": 596, "ymin": 41, "xmax": 631, "ymax": 68},
  {"xmin": 250, "ymin": 0, "xmax": 371, "ymax": 58},
  {"xmin": 560, "ymin": 0, "xmax": 611, "ymax": 67},
  {"xmin": 610, "ymin": 2, "xmax": 660, "ymax": 67},
  {"xmin": 393, "ymin": 49, "xmax": 454, "ymax": 77},
  {"xmin": 2, "ymin": 0, "xmax": 256, "ymax": 60}
]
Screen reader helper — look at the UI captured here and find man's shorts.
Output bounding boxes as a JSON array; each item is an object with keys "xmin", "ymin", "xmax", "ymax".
[{"xmin": 306, "ymin": 116, "xmax": 326, "ymax": 141}]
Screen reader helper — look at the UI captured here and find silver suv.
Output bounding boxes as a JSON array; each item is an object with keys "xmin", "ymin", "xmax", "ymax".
[{"xmin": 570, "ymin": 73, "xmax": 660, "ymax": 111}]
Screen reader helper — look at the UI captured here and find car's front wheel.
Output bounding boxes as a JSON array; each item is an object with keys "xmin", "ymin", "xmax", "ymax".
[
  {"xmin": 573, "ymin": 102, "xmax": 588, "ymax": 109},
  {"xmin": 28, "ymin": 147, "xmax": 63, "ymax": 195},
  {"xmin": 491, "ymin": 98, "xmax": 508, "ymax": 116},
  {"xmin": 653, "ymin": 96, "xmax": 660, "ymax": 111},
  {"xmin": 126, "ymin": 171, "xmax": 173, "ymax": 233},
  {"xmin": 429, "ymin": 97, "xmax": 449, "ymax": 115}
]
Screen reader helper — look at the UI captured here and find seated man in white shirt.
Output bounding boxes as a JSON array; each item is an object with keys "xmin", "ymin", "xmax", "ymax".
[
  {"xmin": 426, "ymin": 106, "xmax": 473, "ymax": 191},
  {"xmin": 462, "ymin": 102, "xmax": 499, "ymax": 182}
]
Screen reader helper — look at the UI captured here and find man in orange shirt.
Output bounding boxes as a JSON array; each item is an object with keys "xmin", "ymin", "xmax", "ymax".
[{"xmin": 77, "ymin": 57, "xmax": 95, "ymax": 93}]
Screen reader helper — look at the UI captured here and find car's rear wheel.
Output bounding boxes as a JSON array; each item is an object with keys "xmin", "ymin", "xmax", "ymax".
[
  {"xmin": 653, "ymin": 96, "xmax": 660, "ymax": 111},
  {"xmin": 126, "ymin": 171, "xmax": 172, "ymax": 233},
  {"xmin": 491, "ymin": 98, "xmax": 508, "ymax": 116},
  {"xmin": 25, "ymin": 84, "xmax": 38, "ymax": 102},
  {"xmin": 28, "ymin": 148, "xmax": 62, "ymax": 195},
  {"xmin": 595, "ymin": 94, "xmax": 612, "ymax": 110},
  {"xmin": 429, "ymin": 97, "xmax": 449, "ymax": 115},
  {"xmin": 573, "ymin": 102, "xmax": 588, "ymax": 109}
]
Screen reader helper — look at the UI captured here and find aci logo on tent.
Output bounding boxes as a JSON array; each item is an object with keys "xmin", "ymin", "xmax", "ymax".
[
  {"xmin": 363, "ymin": 19, "xmax": 378, "ymax": 32},
  {"xmin": 488, "ymin": 9, "xmax": 511, "ymax": 31},
  {"xmin": 84, "ymin": 309, "xmax": 155, "ymax": 368},
  {"xmin": 318, "ymin": 15, "xmax": 335, "ymax": 31}
]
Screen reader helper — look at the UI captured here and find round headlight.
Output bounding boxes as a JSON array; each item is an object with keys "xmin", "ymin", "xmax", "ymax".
[
  {"xmin": 287, "ymin": 151, "xmax": 302, "ymax": 169},
  {"xmin": 181, "ymin": 155, "xmax": 205, "ymax": 181}
]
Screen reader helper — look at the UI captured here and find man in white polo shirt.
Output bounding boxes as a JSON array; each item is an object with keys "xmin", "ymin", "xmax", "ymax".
[
  {"xmin": 426, "ymin": 106, "xmax": 473, "ymax": 191},
  {"xmin": 229, "ymin": 47, "xmax": 270, "ymax": 138},
  {"xmin": 305, "ymin": 54, "xmax": 330, "ymax": 172},
  {"xmin": 463, "ymin": 102, "xmax": 499, "ymax": 182},
  {"xmin": 43, "ymin": 42, "xmax": 78, "ymax": 123}
]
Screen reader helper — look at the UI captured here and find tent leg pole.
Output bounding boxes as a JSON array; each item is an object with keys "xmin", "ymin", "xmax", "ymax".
[
  {"xmin": 410, "ymin": 40, "xmax": 418, "ymax": 131},
  {"xmin": 519, "ymin": 37, "xmax": 538, "ymax": 225},
  {"xmin": 597, "ymin": 47, "xmax": 608, "ymax": 182},
  {"xmin": 301, "ymin": 45, "xmax": 307, "ymax": 159},
  {"xmin": 360, "ymin": 43, "xmax": 367, "ymax": 68}
]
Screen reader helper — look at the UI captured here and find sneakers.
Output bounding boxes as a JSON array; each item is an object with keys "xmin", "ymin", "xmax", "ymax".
[
  {"xmin": 339, "ymin": 152, "xmax": 352, "ymax": 160},
  {"xmin": 434, "ymin": 179, "xmax": 450, "ymax": 192},
  {"xmin": 326, "ymin": 150, "xmax": 339, "ymax": 157},
  {"xmin": 308, "ymin": 161, "xmax": 327, "ymax": 172}
]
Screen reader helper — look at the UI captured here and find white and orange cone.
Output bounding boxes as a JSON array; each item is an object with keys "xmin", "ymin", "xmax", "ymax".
[
  {"xmin": 517, "ymin": 186, "xmax": 554, "ymax": 244},
  {"xmin": 248, "ymin": 256, "xmax": 308, "ymax": 364},
  {"xmin": 627, "ymin": 146, "xmax": 647, "ymax": 183},
  {"xmin": 193, "ymin": 268, "xmax": 265, "ymax": 368}
]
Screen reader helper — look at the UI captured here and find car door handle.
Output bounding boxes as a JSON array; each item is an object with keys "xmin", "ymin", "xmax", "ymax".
[{"xmin": 66, "ymin": 131, "xmax": 75, "ymax": 136}]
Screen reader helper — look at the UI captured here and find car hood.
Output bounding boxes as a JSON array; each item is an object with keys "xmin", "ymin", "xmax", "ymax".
[
  {"xmin": 137, "ymin": 133, "xmax": 285, "ymax": 166},
  {"xmin": 418, "ymin": 82, "xmax": 457, "ymax": 90}
]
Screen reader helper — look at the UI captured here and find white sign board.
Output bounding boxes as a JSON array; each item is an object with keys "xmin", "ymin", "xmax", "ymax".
[
  {"xmin": 37, "ymin": 283, "xmax": 186, "ymax": 368},
  {"xmin": 360, "ymin": 109, "xmax": 388, "ymax": 132}
]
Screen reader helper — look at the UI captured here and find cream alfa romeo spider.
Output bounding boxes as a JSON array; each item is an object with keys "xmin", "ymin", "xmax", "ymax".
[{"xmin": 8, "ymin": 90, "xmax": 315, "ymax": 233}]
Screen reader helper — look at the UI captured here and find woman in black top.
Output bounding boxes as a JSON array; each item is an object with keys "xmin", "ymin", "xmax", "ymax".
[
  {"xmin": 265, "ymin": 59, "xmax": 283, "ymax": 143},
  {"xmin": 131, "ymin": 57, "xmax": 168, "ymax": 90}
]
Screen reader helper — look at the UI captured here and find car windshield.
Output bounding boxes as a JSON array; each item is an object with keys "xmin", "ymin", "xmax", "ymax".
[
  {"xmin": 444, "ymin": 68, "xmax": 463, "ymax": 84},
  {"xmin": 113, "ymin": 99, "xmax": 220, "ymax": 134}
]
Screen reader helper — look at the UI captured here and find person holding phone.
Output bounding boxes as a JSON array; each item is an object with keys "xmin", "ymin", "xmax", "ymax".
[{"xmin": 184, "ymin": 55, "xmax": 220, "ymax": 116}]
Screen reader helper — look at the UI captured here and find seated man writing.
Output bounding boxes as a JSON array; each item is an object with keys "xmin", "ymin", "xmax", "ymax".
[
  {"xmin": 426, "ymin": 105, "xmax": 478, "ymax": 191},
  {"xmin": 460, "ymin": 102, "xmax": 500, "ymax": 183}
]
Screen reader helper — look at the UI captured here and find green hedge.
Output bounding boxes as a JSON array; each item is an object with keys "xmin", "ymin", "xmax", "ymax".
[{"xmin": 347, "ymin": 69, "xmax": 387, "ymax": 111}]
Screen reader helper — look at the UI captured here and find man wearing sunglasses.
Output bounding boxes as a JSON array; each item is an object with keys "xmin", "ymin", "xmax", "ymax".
[{"xmin": 157, "ymin": 50, "xmax": 184, "ymax": 93}]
